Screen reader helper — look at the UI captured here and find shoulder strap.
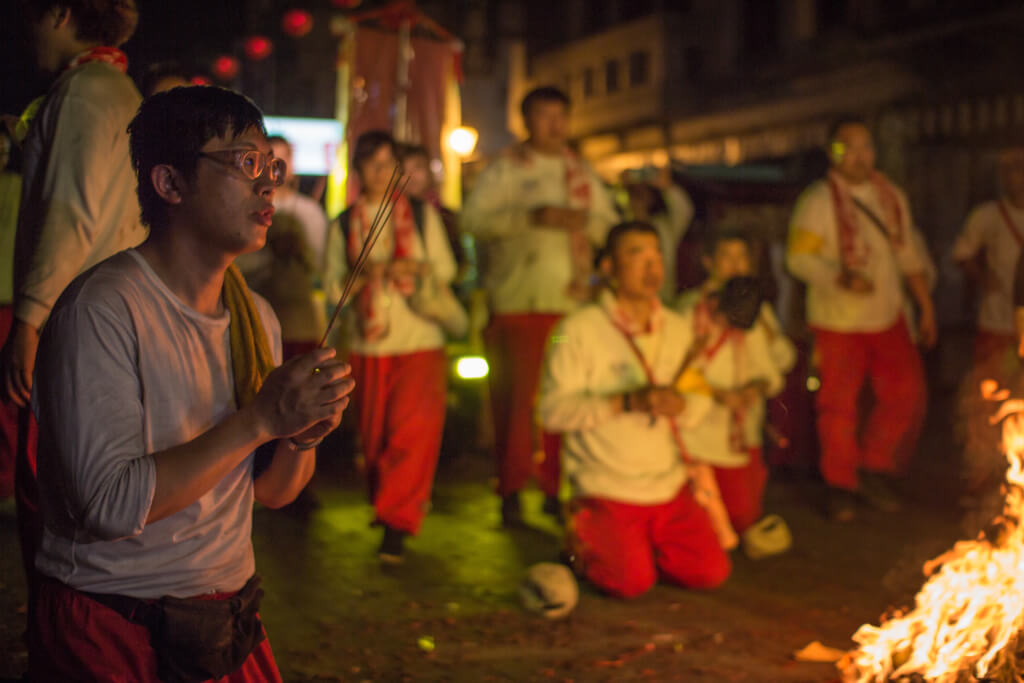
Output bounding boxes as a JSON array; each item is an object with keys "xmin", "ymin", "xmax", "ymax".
[
  {"xmin": 998, "ymin": 201, "xmax": 1024, "ymax": 248},
  {"xmin": 851, "ymin": 196, "xmax": 892, "ymax": 241}
]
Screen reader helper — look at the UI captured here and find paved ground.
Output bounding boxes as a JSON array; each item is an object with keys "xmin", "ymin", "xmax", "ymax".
[{"xmin": 0, "ymin": 432, "xmax": 970, "ymax": 683}]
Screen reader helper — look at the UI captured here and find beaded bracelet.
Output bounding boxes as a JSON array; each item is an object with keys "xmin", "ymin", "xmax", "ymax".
[{"xmin": 286, "ymin": 435, "xmax": 324, "ymax": 451}]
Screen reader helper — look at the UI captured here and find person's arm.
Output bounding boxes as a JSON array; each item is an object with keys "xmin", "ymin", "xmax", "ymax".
[
  {"xmin": 757, "ymin": 303, "xmax": 797, "ymax": 374},
  {"xmin": 421, "ymin": 203, "xmax": 458, "ymax": 284},
  {"xmin": 659, "ymin": 183, "xmax": 695, "ymax": 243},
  {"xmin": 951, "ymin": 205, "xmax": 990, "ymax": 288},
  {"xmin": 461, "ymin": 159, "xmax": 533, "ymax": 241},
  {"xmin": 35, "ymin": 301, "xmax": 353, "ymax": 540},
  {"xmin": 905, "ymin": 270, "xmax": 937, "ymax": 348},
  {"xmin": 583, "ymin": 165, "xmax": 621, "ymax": 247},
  {"xmin": 538, "ymin": 318, "xmax": 621, "ymax": 432},
  {"xmin": 786, "ymin": 187, "xmax": 845, "ymax": 289},
  {"xmin": 892, "ymin": 196, "xmax": 938, "ymax": 348}
]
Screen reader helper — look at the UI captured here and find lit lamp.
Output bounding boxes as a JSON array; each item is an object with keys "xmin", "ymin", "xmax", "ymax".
[{"xmin": 447, "ymin": 126, "xmax": 478, "ymax": 159}]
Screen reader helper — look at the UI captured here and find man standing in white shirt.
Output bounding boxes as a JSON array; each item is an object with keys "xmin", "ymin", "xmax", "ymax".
[
  {"xmin": 953, "ymin": 145, "xmax": 1024, "ymax": 365},
  {"xmin": 28, "ymin": 85, "xmax": 354, "ymax": 681},
  {"xmin": 462, "ymin": 86, "xmax": 619, "ymax": 525},
  {"xmin": 787, "ymin": 116, "xmax": 936, "ymax": 522},
  {"xmin": 268, "ymin": 135, "xmax": 329, "ymax": 274},
  {"xmin": 539, "ymin": 221, "xmax": 730, "ymax": 598}
]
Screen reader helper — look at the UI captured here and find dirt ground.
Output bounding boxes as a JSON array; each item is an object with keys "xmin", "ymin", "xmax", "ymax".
[{"xmin": 0, "ymin": 427, "xmax": 971, "ymax": 683}]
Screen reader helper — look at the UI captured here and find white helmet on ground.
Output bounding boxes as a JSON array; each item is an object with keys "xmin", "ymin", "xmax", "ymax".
[{"xmin": 518, "ymin": 562, "xmax": 579, "ymax": 619}]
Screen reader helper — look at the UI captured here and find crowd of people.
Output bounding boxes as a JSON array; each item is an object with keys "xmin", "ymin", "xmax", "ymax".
[{"xmin": 0, "ymin": 0, "xmax": 1020, "ymax": 680}]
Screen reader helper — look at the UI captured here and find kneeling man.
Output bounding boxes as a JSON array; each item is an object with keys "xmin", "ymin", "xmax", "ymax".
[{"xmin": 539, "ymin": 221, "xmax": 731, "ymax": 599}]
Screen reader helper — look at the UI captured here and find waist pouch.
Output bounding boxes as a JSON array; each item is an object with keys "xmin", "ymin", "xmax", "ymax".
[{"xmin": 83, "ymin": 574, "xmax": 265, "ymax": 683}]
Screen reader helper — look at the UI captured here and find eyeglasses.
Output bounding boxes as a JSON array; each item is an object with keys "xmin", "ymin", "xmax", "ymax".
[{"xmin": 198, "ymin": 149, "xmax": 287, "ymax": 186}]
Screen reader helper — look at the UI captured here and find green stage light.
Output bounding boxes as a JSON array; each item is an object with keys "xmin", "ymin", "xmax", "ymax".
[{"xmin": 455, "ymin": 356, "xmax": 489, "ymax": 380}]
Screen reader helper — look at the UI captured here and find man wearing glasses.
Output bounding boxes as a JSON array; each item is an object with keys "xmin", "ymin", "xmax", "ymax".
[{"xmin": 26, "ymin": 86, "xmax": 354, "ymax": 681}]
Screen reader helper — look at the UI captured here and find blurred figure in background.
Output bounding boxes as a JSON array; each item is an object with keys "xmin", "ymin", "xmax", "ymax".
[
  {"xmin": 787, "ymin": 116, "xmax": 934, "ymax": 522},
  {"xmin": 953, "ymin": 145, "xmax": 1024, "ymax": 366},
  {"xmin": 4, "ymin": 0, "xmax": 146, "ymax": 602},
  {"xmin": 140, "ymin": 60, "xmax": 189, "ymax": 97},
  {"xmin": 539, "ymin": 221, "xmax": 731, "ymax": 598},
  {"xmin": 462, "ymin": 86, "xmax": 619, "ymax": 526},
  {"xmin": 324, "ymin": 130, "xmax": 459, "ymax": 563},
  {"xmin": 621, "ymin": 165, "xmax": 693, "ymax": 302},
  {"xmin": 400, "ymin": 143, "xmax": 469, "ymax": 286},
  {"xmin": 268, "ymin": 135, "xmax": 329, "ymax": 276}
]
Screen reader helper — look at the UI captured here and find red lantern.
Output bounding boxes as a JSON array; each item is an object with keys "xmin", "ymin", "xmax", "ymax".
[
  {"xmin": 190, "ymin": 75, "xmax": 212, "ymax": 86},
  {"xmin": 212, "ymin": 56, "xmax": 239, "ymax": 81},
  {"xmin": 244, "ymin": 36, "xmax": 273, "ymax": 61},
  {"xmin": 282, "ymin": 9, "xmax": 313, "ymax": 37}
]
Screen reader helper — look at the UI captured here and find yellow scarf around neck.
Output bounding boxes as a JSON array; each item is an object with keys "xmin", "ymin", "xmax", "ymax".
[{"xmin": 223, "ymin": 264, "xmax": 275, "ymax": 407}]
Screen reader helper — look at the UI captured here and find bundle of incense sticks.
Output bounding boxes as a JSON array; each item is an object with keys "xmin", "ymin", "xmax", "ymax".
[{"xmin": 318, "ymin": 165, "xmax": 410, "ymax": 348}]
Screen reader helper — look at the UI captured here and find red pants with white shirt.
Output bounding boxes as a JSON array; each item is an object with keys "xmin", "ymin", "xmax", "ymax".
[
  {"xmin": 713, "ymin": 449, "xmax": 768, "ymax": 534},
  {"xmin": 484, "ymin": 313, "xmax": 562, "ymax": 497},
  {"xmin": 349, "ymin": 349, "xmax": 447, "ymax": 535},
  {"xmin": 29, "ymin": 577, "xmax": 281, "ymax": 682},
  {"xmin": 813, "ymin": 318, "xmax": 926, "ymax": 490},
  {"xmin": 568, "ymin": 489, "xmax": 731, "ymax": 599}
]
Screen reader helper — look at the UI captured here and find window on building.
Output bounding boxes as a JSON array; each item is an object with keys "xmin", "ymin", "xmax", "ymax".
[
  {"xmin": 605, "ymin": 59, "xmax": 620, "ymax": 94},
  {"xmin": 583, "ymin": 67, "xmax": 595, "ymax": 98},
  {"xmin": 629, "ymin": 50, "xmax": 649, "ymax": 86}
]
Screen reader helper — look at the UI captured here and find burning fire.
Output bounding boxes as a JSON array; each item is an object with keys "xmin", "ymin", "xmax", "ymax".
[{"xmin": 841, "ymin": 380, "xmax": 1024, "ymax": 682}]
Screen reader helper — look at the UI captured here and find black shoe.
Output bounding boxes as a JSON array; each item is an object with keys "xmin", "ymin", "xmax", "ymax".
[
  {"xmin": 542, "ymin": 494, "xmax": 564, "ymax": 523},
  {"xmin": 827, "ymin": 487, "xmax": 858, "ymax": 522},
  {"xmin": 378, "ymin": 526, "xmax": 407, "ymax": 565},
  {"xmin": 858, "ymin": 472, "xmax": 902, "ymax": 512},
  {"xmin": 501, "ymin": 493, "xmax": 524, "ymax": 528}
]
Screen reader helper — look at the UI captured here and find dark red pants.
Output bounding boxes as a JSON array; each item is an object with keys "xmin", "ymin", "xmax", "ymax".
[
  {"xmin": 0, "ymin": 305, "xmax": 15, "ymax": 499},
  {"xmin": 349, "ymin": 349, "xmax": 447, "ymax": 534},
  {"xmin": 483, "ymin": 313, "xmax": 561, "ymax": 497},
  {"xmin": 15, "ymin": 404, "xmax": 39, "ymax": 603},
  {"xmin": 29, "ymin": 578, "xmax": 281, "ymax": 682},
  {"xmin": 813, "ymin": 318, "xmax": 926, "ymax": 490},
  {"xmin": 568, "ymin": 489, "xmax": 731, "ymax": 599},
  {"xmin": 713, "ymin": 449, "xmax": 767, "ymax": 534}
]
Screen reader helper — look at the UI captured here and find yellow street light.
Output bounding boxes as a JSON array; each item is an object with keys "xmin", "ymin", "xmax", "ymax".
[{"xmin": 448, "ymin": 126, "xmax": 478, "ymax": 158}]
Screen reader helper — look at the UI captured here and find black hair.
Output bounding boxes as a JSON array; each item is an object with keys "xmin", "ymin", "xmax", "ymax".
[
  {"xmin": 602, "ymin": 220, "xmax": 660, "ymax": 261},
  {"xmin": 703, "ymin": 227, "xmax": 754, "ymax": 258},
  {"xmin": 713, "ymin": 276, "xmax": 762, "ymax": 330},
  {"xmin": 127, "ymin": 85, "xmax": 267, "ymax": 230},
  {"xmin": 827, "ymin": 114, "xmax": 869, "ymax": 143},
  {"xmin": 520, "ymin": 86, "xmax": 570, "ymax": 120},
  {"xmin": 140, "ymin": 61, "xmax": 188, "ymax": 98},
  {"xmin": 18, "ymin": 0, "xmax": 138, "ymax": 46},
  {"xmin": 352, "ymin": 130, "xmax": 397, "ymax": 179},
  {"xmin": 398, "ymin": 143, "xmax": 430, "ymax": 162}
]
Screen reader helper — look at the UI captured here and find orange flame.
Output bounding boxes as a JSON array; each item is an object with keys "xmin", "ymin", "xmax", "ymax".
[{"xmin": 841, "ymin": 382, "xmax": 1024, "ymax": 682}]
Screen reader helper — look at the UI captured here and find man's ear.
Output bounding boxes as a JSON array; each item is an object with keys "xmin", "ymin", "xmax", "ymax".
[
  {"xmin": 51, "ymin": 6, "xmax": 71, "ymax": 29},
  {"xmin": 599, "ymin": 253, "xmax": 614, "ymax": 280},
  {"xmin": 150, "ymin": 165, "xmax": 185, "ymax": 206}
]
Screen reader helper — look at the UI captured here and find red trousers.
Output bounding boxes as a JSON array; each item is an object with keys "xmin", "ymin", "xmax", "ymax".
[
  {"xmin": 713, "ymin": 449, "xmax": 767, "ymax": 534},
  {"xmin": 483, "ymin": 313, "xmax": 561, "ymax": 497},
  {"xmin": 568, "ymin": 489, "xmax": 731, "ymax": 599},
  {"xmin": 813, "ymin": 318, "xmax": 926, "ymax": 490},
  {"xmin": 349, "ymin": 349, "xmax": 447, "ymax": 534},
  {"xmin": 0, "ymin": 305, "xmax": 15, "ymax": 498},
  {"xmin": 15, "ymin": 404, "xmax": 40, "ymax": 602},
  {"xmin": 29, "ymin": 578, "xmax": 281, "ymax": 682},
  {"xmin": 973, "ymin": 330, "xmax": 1017, "ymax": 366}
]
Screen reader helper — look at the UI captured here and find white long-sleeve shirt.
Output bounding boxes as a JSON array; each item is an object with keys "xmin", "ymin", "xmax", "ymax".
[
  {"xmin": 323, "ymin": 199, "xmax": 456, "ymax": 356},
  {"xmin": 673, "ymin": 297, "xmax": 785, "ymax": 468},
  {"xmin": 952, "ymin": 200, "xmax": 1024, "ymax": 335},
  {"xmin": 652, "ymin": 185, "xmax": 694, "ymax": 302},
  {"xmin": 462, "ymin": 149, "xmax": 619, "ymax": 314},
  {"xmin": 538, "ymin": 300, "xmax": 713, "ymax": 504},
  {"xmin": 16, "ymin": 61, "xmax": 147, "ymax": 330},
  {"xmin": 786, "ymin": 178, "xmax": 926, "ymax": 332},
  {"xmin": 33, "ymin": 250, "xmax": 282, "ymax": 599}
]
